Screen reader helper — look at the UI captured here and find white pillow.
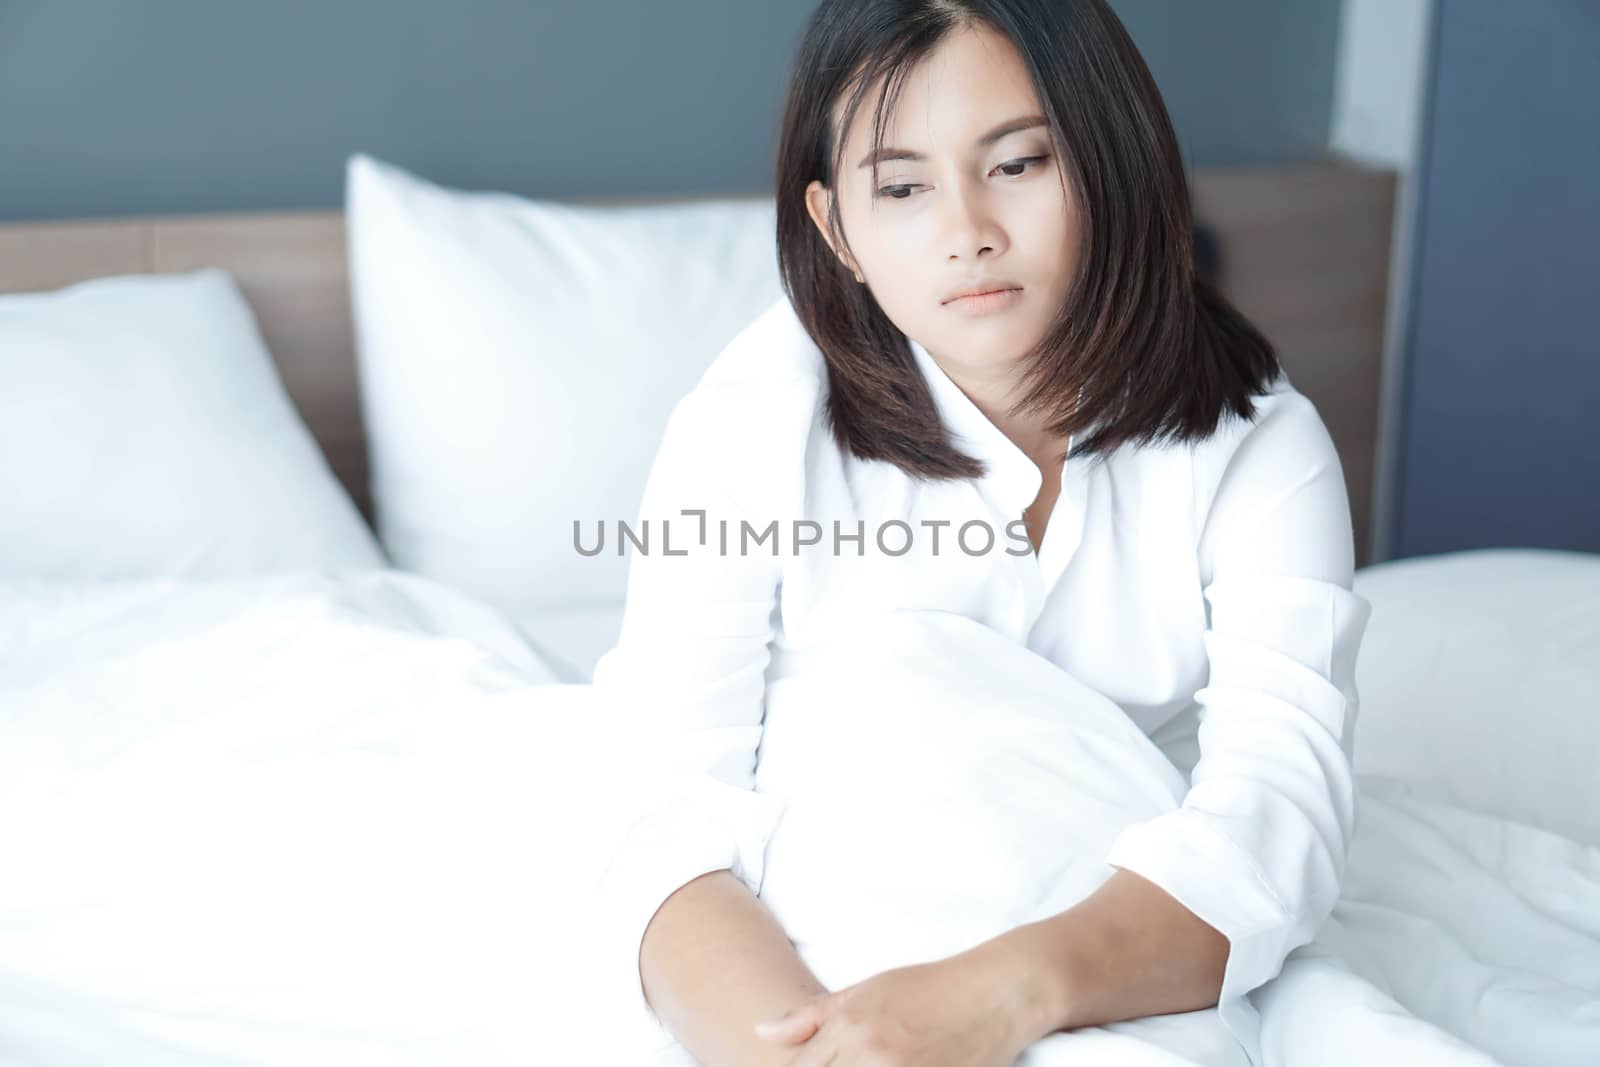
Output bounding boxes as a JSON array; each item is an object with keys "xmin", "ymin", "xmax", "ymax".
[
  {"xmin": 0, "ymin": 269, "xmax": 385, "ymax": 579},
  {"xmin": 344, "ymin": 153, "xmax": 784, "ymax": 615},
  {"xmin": 1351, "ymin": 547, "xmax": 1600, "ymax": 846}
]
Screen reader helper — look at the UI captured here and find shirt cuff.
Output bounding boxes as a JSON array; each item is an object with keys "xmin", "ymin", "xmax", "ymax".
[
  {"xmin": 590, "ymin": 774, "xmax": 789, "ymax": 1054},
  {"xmin": 1105, "ymin": 807, "xmax": 1295, "ymax": 1067}
]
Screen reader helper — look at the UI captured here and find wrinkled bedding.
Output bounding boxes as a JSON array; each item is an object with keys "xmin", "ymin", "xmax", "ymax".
[
  {"xmin": 0, "ymin": 572, "xmax": 629, "ymax": 1065},
  {"xmin": 0, "ymin": 572, "xmax": 1594, "ymax": 1066}
]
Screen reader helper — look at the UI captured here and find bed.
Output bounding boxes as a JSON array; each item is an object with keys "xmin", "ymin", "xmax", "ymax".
[{"xmin": 1, "ymin": 157, "xmax": 1594, "ymax": 1067}]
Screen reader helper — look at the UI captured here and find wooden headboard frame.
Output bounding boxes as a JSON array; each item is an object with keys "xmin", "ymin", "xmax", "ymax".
[{"xmin": 0, "ymin": 161, "xmax": 1394, "ymax": 567}]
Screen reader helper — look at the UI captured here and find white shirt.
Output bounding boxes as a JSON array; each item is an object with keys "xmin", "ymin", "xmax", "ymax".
[{"xmin": 589, "ymin": 294, "xmax": 1373, "ymax": 1066}]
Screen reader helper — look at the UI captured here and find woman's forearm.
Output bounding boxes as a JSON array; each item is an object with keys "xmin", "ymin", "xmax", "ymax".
[
  {"xmin": 639, "ymin": 869, "xmax": 828, "ymax": 1067},
  {"xmin": 993, "ymin": 867, "xmax": 1231, "ymax": 1042}
]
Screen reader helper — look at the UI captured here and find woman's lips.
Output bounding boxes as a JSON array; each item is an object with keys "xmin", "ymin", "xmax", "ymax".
[{"xmin": 943, "ymin": 287, "xmax": 1024, "ymax": 314}]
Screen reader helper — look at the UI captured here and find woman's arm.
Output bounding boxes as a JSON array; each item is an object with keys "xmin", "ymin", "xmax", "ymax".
[
  {"xmin": 986, "ymin": 867, "xmax": 1229, "ymax": 1040},
  {"xmin": 999, "ymin": 387, "xmax": 1374, "ymax": 1043},
  {"xmin": 590, "ymin": 359, "xmax": 826, "ymax": 1061},
  {"xmin": 640, "ymin": 870, "xmax": 829, "ymax": 1067}
]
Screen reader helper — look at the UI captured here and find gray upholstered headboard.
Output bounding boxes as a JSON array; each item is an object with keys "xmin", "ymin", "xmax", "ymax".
[{"xmin": 0, "ymin": 161, "xmax": 1395, "ymax": 566}]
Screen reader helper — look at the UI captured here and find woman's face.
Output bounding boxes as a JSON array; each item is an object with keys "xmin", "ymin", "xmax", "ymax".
[{"xmin": 805, "ymin": 22, "xmax": 1080, "ymax": 380}]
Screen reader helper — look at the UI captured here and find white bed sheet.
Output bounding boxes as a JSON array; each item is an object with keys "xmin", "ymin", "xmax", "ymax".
[
  {"xmin": 0, "ymin": 559, "xmax": 1594, "ymax": 1066},
  {"xmin": 505, "ymin": 598, "xmax": 626, "ymax": 684},
  {"xmin": 0, "ymin": 571, "xmax": 627, "ymax": 1066}
]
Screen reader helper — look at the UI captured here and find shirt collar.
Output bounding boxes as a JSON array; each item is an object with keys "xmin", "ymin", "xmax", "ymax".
[{"xmin": 907, "ymin": 336, "xmax": 1045, "ymax": 518}]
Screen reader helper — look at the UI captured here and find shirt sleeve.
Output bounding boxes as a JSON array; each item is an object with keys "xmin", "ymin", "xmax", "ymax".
[
  {"xmin": 1103, "ymin": 384, "xmax": 1374, "ymax": 1023},
  {"xmin": 586, "ymin": 371, "xmax": 810, "ymax": 1051}
]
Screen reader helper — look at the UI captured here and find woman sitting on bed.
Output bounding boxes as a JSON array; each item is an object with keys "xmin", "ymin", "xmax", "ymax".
[{"xmin": 591, "ymin": 1, "xmax": 1372, "ymax": 1065}]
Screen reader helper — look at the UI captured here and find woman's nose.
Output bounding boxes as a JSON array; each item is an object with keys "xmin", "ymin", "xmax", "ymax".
[{"xmin": 940, "ymin": 180, "xmax": 1003, "ymax": 261}]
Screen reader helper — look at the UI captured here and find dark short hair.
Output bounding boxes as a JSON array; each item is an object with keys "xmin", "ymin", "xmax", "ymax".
[{"xmin": 774, "ymin": 0, "xmax": 1283, "ymax": 479}]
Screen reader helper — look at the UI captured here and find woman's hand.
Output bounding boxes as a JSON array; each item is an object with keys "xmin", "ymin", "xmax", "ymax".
[{"xmin": 751, "ymin": 942, "xmax": 1047, "ymax": 1066}]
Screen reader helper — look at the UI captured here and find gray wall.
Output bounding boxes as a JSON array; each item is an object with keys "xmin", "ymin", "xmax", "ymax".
[
  {"xmin": 1392, "ymin": 0, "xmax": 1600, "ymax": 557},
  {"xmin": 1115, "ymin": 0, "xmax": 1341, "ymax": 167},
  {"xmin": 0, "ymin": 0, "xmax": 1341, "ymax": 224}
]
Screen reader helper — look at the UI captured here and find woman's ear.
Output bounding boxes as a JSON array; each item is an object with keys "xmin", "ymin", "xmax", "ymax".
[{"xmin": 804, "ymin": 180, "xmax": 865, "ymax": 284}]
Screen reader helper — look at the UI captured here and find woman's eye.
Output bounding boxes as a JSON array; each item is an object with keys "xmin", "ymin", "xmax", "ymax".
[
  {"xmin": 992, "ymin": 155, "xmax": 1048, "ymax": 178},
  {"xmin": 875, "ymin": 156, "xmax": 1049, "ymax": 199}
]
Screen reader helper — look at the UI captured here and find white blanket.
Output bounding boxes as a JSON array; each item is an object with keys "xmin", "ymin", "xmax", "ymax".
[
  {"xmin": 738, "ymin": 611, "xmax": 1596, "ymax": 1067},
  {"xmin": 0, "ymin": 574, "xmax": 1595, "ymax": 1066},
  {"xmin": 0, "ymin": 572, "xmax": 630, "ymax": 1065}
]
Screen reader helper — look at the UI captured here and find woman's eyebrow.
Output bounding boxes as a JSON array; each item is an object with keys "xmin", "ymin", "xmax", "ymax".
[{"xmin": 857, "ymin": 114, "xmax": 1047, "ymax": 168}]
